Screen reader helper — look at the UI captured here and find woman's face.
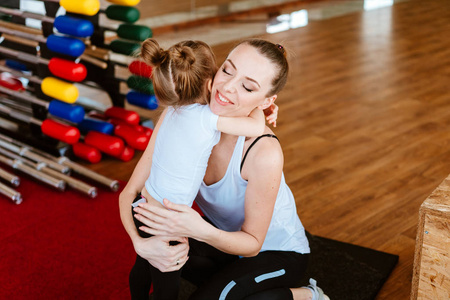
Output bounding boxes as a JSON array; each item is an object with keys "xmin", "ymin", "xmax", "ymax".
[{"xmin": 209, "ymin": 44, "xmax": 277, "ymax": 117}]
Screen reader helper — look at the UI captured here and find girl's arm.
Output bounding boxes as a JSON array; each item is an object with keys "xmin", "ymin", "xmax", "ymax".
[
  {"xmin": 216, "ymin": 107, "xmax": 265, "ymax": 137},
  {"xmin": 134, "ymin": 132, "xmax": 283, "ymax": 257},
  {"xmin": 118, "ymin": 108, "xmax": 167, "ymax": 245},
  {"xmin": 119, "ymin": 108, "xmax": 190, "ymax": 271}
]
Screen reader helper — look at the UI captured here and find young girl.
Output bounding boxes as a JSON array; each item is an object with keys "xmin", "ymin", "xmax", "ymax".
[{"xmin": 127, "ymin": 39, "xmax": 271, "ymax": 300}]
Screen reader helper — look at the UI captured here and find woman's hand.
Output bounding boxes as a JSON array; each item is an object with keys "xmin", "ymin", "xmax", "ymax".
[
  {"xmin": 264, "ymin": 103, "xmax": 279, "ymax": 127},
  {"xmin": 133, "ymin": 235, "xmax": 189, "ymax": 272},
  {"xmin": 133, "ymin": 199, "xmax": 208, "ymax": 241}
]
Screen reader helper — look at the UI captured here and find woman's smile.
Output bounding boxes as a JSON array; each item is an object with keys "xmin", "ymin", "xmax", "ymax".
[{"xmin": 215, "ymin": 91, "xmax": 234, "ymax": 106}]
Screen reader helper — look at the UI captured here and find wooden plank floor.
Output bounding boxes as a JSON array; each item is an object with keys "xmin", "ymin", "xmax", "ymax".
[{"xmin": 89, "ymin": 0, "xmax": 450, "ymax": 298}]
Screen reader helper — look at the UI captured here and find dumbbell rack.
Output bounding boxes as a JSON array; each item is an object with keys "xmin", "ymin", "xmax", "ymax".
[
  {"xmin": 0, "ymin": 1, "xmax": 54, "ymax": 154},
  {"xmin": 2, "ymin": 0, "xmax": 126, "ymax": 109},
  {"xmin": 61, "ymin": 2, "xmax": 126, "ymax": 109},
  {"xmin": 0, "ymin": 0, "xmax": 161, "ymax": 202},
  {"xmin": 0, "ymin": 0, "xmax": 156, "ymax": 157}
]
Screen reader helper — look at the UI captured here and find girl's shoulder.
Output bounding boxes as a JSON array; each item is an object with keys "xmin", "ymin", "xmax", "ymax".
[
  {"xmin": 169, "ymin": 103, "xmax": 202, "ymax": 111},
  {"xmin": 168, "ymin": 103, "xmax": 210, "ymax": 116}
]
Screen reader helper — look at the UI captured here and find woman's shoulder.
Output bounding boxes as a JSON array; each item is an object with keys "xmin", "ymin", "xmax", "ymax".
[
  {"xmin": 244, "ymin": 127, "xmax": 282, "ymax": 152},
  {"xmin": 242, "ymin": 127, "xmax": 284, "ymax": 176}
]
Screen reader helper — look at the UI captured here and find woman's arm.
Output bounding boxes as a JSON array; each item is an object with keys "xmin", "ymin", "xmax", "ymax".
[
  {"xmin": 134, "ymin": 133, "xmax": 283, "ymax": 257},
  {"xmin": 216, "ymin": 107, "xmax": 265, "ymax": 137}
]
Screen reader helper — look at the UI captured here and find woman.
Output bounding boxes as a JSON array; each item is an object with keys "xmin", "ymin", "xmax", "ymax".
[{"xmin": 119, "ymin": 39, "xmax": 328, "ymax": 300}]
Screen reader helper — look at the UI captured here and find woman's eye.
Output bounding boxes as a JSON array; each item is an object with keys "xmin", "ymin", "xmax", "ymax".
[
  {"xmin": 243, "ymin": 84, "xmax": 253, "ymax": 92},
  {"xmin": 222, "ymin": 67, "xmax": 231, "ymax": 75}
]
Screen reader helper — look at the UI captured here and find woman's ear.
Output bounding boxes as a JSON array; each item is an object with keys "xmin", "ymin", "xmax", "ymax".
[{"xmin": 258, "ymin": 95, "xmax": 277, "ymax": 110}]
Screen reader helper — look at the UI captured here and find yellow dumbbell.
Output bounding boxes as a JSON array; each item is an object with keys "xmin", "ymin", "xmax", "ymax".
[
  {"xmin": 44, "ymin": 0, "xmax": 101, "ymax": 16},
  {"xmin": 41, "ymin": 77, "xmax": 79, "ymax": 103},
  {"xmin": 106, "ymin": 0, "xmax": 140, "ymax": 7},
  {"xmin": 0, "ymin": 65, "xmax": 79, "ymax": 103}
]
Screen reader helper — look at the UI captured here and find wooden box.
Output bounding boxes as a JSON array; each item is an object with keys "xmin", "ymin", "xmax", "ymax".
[{"xmin": 411, "ymin": 177, "xmax": 450, "ymax": 299}]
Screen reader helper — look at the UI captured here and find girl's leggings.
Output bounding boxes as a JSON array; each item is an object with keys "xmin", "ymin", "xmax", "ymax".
[
  {"xmin": 129, "ymin": 195, "xmax": 309, "ymax": 300},
  {"xmin": 129, "ymin": 194, "xmax": 182, "ymax": 300}
]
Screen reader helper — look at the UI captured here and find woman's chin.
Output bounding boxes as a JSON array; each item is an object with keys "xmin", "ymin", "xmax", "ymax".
[{"xmin": 210, "ymin": 99, "xmax": 228, "ymax": 114}]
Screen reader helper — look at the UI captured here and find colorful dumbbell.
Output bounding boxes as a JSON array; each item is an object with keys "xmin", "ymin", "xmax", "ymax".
[
  {"xmin": 129, "ymin": 60, "xmax": 153, "ymax": 78},
  {"xmin": 0, "ymin": 46, "xmax": 87, "ymax": 82},
  {"xmin": 85, "ymin": 110, "xmax": 151, "ymax": 150},
  {"xmin": 0, "ymin": 85, "xmax": 84, "ymax": 123},
  {"xmin": 106, "ymin": 0, "xmax": 140, "ymax": 7},
  {"xmin": 0, "ymin": 64, "xmax": 79, "ymax": 103},
  {"xmin": 125, "ymin": 60, "xmax": 159, "ymax": 109},
  {"xmin": 0, "ymin": 7, "xmax": 94, "ymax": 38},
  {"xmin": 42, "ymin": 0, "xmax": 100, "ymax": 16},
  {"xmin": 105, "ymin": 23, "xmax": 152, "ymax": 42},
  {"xmin": 103, "ymin": 5, "xmax": 140, "ymax": 23},
  {"xmin": 0, "ymin": 26, "xmax": 85, "ymax": 57},
  {"xmin": 0, "ymin": 103, "xmax": 80, "ymax": 144}
]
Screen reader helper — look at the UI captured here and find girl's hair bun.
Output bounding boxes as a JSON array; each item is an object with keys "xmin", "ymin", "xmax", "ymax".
[
  {"xmin": 171, "ymin": 45, "xmax": 196, "ymax": 71},
  {"xmin": 142, "ymin": 39, "xmax": 217, "ymax": 107},
  {"xmin": 140, "ymin": 38, "xmax": 169, "ymax": 67}
]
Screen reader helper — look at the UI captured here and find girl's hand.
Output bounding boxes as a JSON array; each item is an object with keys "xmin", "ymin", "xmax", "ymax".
[
  {"xmin": 133, "ymin": 235, "xmax": 189, "ymax": 272},
  {"xmin": 133, "ymin": 199, "xmax": 208, "ymax": 241},
  {"xmin": 264, "ymin": 103, "xmax": 278, "ymax": 127}
]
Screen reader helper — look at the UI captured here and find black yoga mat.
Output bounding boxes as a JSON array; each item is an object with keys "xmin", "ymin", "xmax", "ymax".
[
  {"xmin": 301, "ymin": 232, "xmax": 399, "ymax": 300},
  {"xmin": 170, "ymin": 232, "xmax": 399, "ymax": 300}
]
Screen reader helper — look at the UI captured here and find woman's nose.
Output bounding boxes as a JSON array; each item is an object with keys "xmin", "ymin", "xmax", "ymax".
[{"xmin": 223, "ymin": 79, "xmax": 236, "ymax": 93}]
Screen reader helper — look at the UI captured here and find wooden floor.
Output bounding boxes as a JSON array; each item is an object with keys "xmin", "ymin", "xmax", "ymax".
[{"xmin": 89, "ymin": 0, "xmax": 450, "ymax": 298}]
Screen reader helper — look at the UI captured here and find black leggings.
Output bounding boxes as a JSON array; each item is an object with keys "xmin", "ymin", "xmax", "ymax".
[
  {"xmin": 185, "ymin": 243, "xmax": 308, "ymax": 300},
  {"xmin": 129, "ymin": 195, "xmax": 309, "ymax": 300},
  {"xmin": 129, "ymin": 194, "xmax": 182, "ymax": 300}
]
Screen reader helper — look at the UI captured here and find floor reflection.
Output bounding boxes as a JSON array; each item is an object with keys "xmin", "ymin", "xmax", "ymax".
[
  {"xmin": 15, "ymin": 0, "xmax": 408, "ymax": 47},
  {"xmin": 148, "ymin": 0, "xmax": 409, "ymax": 47},
  {"xmin": 266, "ymin": 9, "xmax": 308, "ymax": 34}
]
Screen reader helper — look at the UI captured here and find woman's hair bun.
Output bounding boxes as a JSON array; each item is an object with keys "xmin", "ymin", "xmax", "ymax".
[
  {"xmin": 140, "ymin": 38, "xmax": 169, "ymax": 67},
  {"xmin": 171, "ymin": 45, "xmax": 196, "ymax": 71}
]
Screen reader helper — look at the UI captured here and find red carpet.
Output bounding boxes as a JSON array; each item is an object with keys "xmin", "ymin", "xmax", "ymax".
[
  {"xmin": 0, "ymin": 170, "xmax": 399, "ymax": 300},
  {"xmin": 0, "ymin": 172, "xmax": 135, "ymax": 299}
]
